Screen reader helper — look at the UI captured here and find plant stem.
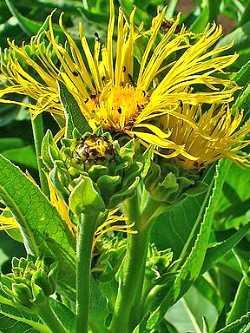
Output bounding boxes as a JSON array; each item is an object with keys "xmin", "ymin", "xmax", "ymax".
[
  {"xmin": 31, "ymin": 114, "xmax": 49, "ymax": 196},
  {"xmin": 76, "ymin": 213, "xmax": 97, "ymax": 333},
  {"xmin": 109, "ymin": 227, "xmax": 150, "ymax": 333},
  {"xmin": 37, "ymin": 300, "xmax": 68, "ymax": 333},
  {"xmin": 109, "ymin": 196, "xmax": 159, "ymax": 333}
]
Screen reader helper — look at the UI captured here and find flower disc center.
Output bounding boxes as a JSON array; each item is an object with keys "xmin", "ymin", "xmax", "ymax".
[{"xmin": 86, "ymin": 85, "xmax": 149, "ymax": 132}]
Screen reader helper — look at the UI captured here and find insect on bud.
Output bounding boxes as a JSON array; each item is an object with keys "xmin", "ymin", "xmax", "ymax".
[{"xmin": 74, "ymin": 135, "xmax": 114, "ymax": 165}]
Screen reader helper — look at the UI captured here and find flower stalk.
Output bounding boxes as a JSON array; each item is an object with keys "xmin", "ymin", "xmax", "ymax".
[
  {"xmin": 110, "ymin": 194, "xmax": 159, "ymax": 333},
  {"xmin": 76, "ymin": 213, "xmax": 99, "ymax": 333}
]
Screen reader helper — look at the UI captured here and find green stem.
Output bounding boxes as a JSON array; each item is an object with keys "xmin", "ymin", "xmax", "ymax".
[
  {"xmin": 31, "ymin": 114, "xmax": 49, "ymax": 196},
  {"xmin": 109, "ymin": 196, "xmax": 159, "ymax": 333},
  {"xmin": 76, "ymin": 213, "xmax": 97, "ymax": 333},
  {"xmin": 36, "ymin": 300, "xmax": 68, "ymax": 333},
  {"xmin": 109, "ymin": 227, "xmax": 150, "ymax": 333}
]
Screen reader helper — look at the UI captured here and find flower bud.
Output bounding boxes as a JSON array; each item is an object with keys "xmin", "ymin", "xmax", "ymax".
[
  {"xmin": 74, "ymin": 134, "xmax": 115, "ymax": 167},
  {"xmin": 12, "ymin": 283, "xmax": 33, "ymax": 307},
  {"xmin": 31, "ymin": 271, "xmax": 55, "ymax": 296}
]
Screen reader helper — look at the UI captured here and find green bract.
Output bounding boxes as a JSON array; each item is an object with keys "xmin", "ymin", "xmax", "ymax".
[
  {"xmin": 1, "ymin": 257, "xmax": 57, "ymax": 308},
  {"xmin": 42, "ymin": 129, "xmax": 146, "ymax": 211}
]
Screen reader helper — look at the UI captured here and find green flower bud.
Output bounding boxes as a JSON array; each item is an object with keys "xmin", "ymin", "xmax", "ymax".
[
  {"xmin": 93, "ymin": 238, "xmax": 126, "ymax": 282},
  {"xmin": 31, "ymin": 271, "xmax": 55, "ymax": 296},
  {"xmin": 145, "ymin": 245, "xmax": 173, "ymax": 281},
  {"xmin": 144, "ymin": 160, "xmax": 203, "ymax": 203},
  {"xmin": 12, "ymin": 283, "xmax": 33, "ymax": 307},
  {"xmin": 7, "ymin": 257, "xmax": 58, "ymax": 308},
  {"xmin": 43, "ymin": 130, "xmax": 146, "ymax": 209},
  {"xmin": 31, "ymin": 283, "xmax": 47, "ymax": 305}
]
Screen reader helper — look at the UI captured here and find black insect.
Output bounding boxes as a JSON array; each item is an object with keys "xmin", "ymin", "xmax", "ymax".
[
  {"xmin": 161, "ymin": 20, "xmax": 181, "ymax": 33},
  {"xmin": 94, "ymin": 32, "xmax": 100, "ymax": 42}
]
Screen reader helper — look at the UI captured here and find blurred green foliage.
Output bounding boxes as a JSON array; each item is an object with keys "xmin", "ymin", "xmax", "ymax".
[{"xmin": 0, "ymin": 0, "xmax": 249, "ymax": 332}]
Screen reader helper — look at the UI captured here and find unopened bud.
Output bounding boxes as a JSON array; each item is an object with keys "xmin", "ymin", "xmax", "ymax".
[
  {"xmin": 12, "ymin": 283, "xmax": 33, "ymax": 307},
  {"xmin": 32, "ymin": 271, "xmax": 55, "ymax": 296}
]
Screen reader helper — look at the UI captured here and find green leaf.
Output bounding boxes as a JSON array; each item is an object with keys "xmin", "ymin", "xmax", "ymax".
[
  {"xmin": 208, "ymin": 0, "xmax": 222, "ymax": 21},
  {"xmin": 78, "ymin": 7, "xmax": 107, "ymax": 23},
  {"xmin": 49, "ymin": 298, "xmax": 75, "ymax": 333},
  {"xmin": 194, "ymin": 276, "xmax": 224, "ymax": 313},
  {"xmin": 0, "ymin": 232, "xmax": 25, "ymax": 267},
  {"xmin": 233, "ymin": 84, "xmax": 250, "ymax": 110},
  {"xmin": 215, "ymin": 162, "xmax": 250, "ymax": 228},
  {"xmin": 239, "ymin": 2, "xmax": 250, "ymax": 26},
  {"xmin": 0, "ymin": 290, "xmax": 49, "ymax": 333},
  {"xmin": 226, "ymin": 278, "xmax": 250, "ymax": 324},
  {"xmin": 109, "ymin": 176, "xmax": 140, "ymax": 208},
  {"xmin": 0, "ymin": 138, "xmax": 24, "ymax": 153},
  {"xmin": 232, "ymin": 59, "xmax": 250, "ymax": 86},
  {"xmin": 166, "ymin": 286, "xmax": 218, "ymax": 333},
  {"xmin": 37, "ymin": 0, "xmax": 85, "ymax": 12},
  {"xmin": 202, "ymin": 223, "xmax": 250, "ymax": 273},
  {"xmin": 215, "ymin": 312, "xmax": 250, "ymax": 333},
  {"xmin": 69, "ymin": 176, "xmax": 105, "ymax": 215},
  {"xmin": 31, "ymin": 114, "xmax": 49, "ymax": 196},
  {"xmin": 58, "ymin": 81, "xmax": 91, "ymax": 138},
  {"xmin": 215, "ymin": 21, "xmax": 250, "ymax": 70},
  {"xmin": 151, "ymin": 166, "xmax": 215, "ymax": 259},
  {"xmin": 89, "ymin": 278, "xmax": 109, "ymax": 333},
  {"xmin": 191, "ymin": 5, "xmax": 209, "ymax": 33},
  {"xmin": 2, "ymin": 146, "xmax": 37, "ymax": 169},
  {"xmin": 97, "ymin": 175, "xmax": 121, "ymax": 203},
  {"xmin": 4, "ymin": 0, "xmax": 50, "ymax": 35},
  {"xmin": 190, "ymin": 0, "xmax": 222, "ymax": 33},
  {"xmin": 0, "ymin": 312, "xmax": 47, "ymax": 333},
  {"xmin": 41, "ymin": 130, "xmax": 60, "ymax": 170},
  {"xmin": 0, "ymin": 154, "xmax": 74, "ymax": 258},
  {"xmin": 175, "ymin": 161, "xmax": 230, "ymax": 285},
  {"xmin": 119, "ymin": 0, "xmax": 151, "ymax": 27},
  {"xmin": 149, "ymin": 161, "xmax": 230, "ymax": 326}
]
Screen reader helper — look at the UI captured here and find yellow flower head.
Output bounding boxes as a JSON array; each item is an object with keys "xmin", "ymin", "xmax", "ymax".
[
  {"xmin": 0, "ymin": 0, "xmax": 247, "ymax": 163},
  {"xmin": 161, "ymin": 103, "xmax": 250, "ymax": 169},
  {"xmin": 0, "ymin": 37, "xmax": 60, "ymax": 115}
]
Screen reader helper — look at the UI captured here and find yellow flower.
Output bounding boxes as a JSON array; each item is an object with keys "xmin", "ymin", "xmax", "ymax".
[
  {"xmin": 161, "ymin": 103, "xmax": 250, "ymax": 168},
  {"xmin": 93, "ymin": 208, "xmax": 136, "ymax": 249},
  {"xmin": 0, "ymin": 1, "xmax": 242, "ymax": 160},
  {"xmin": 0, "ymin": 38, "xmax": 60, "ymax": 115},
  {"xmin": 0, "ymin": 208, "xmax": 18, "ymax": 230}
]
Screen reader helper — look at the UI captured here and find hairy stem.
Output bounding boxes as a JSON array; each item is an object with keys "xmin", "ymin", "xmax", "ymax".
[
  {"xmin": 76, "ymin": 213, "xmax": 97, "ymax": 333},
  {"xmin": 109, "ymin": 195, "xmax": 159, "ymax": 333}
]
